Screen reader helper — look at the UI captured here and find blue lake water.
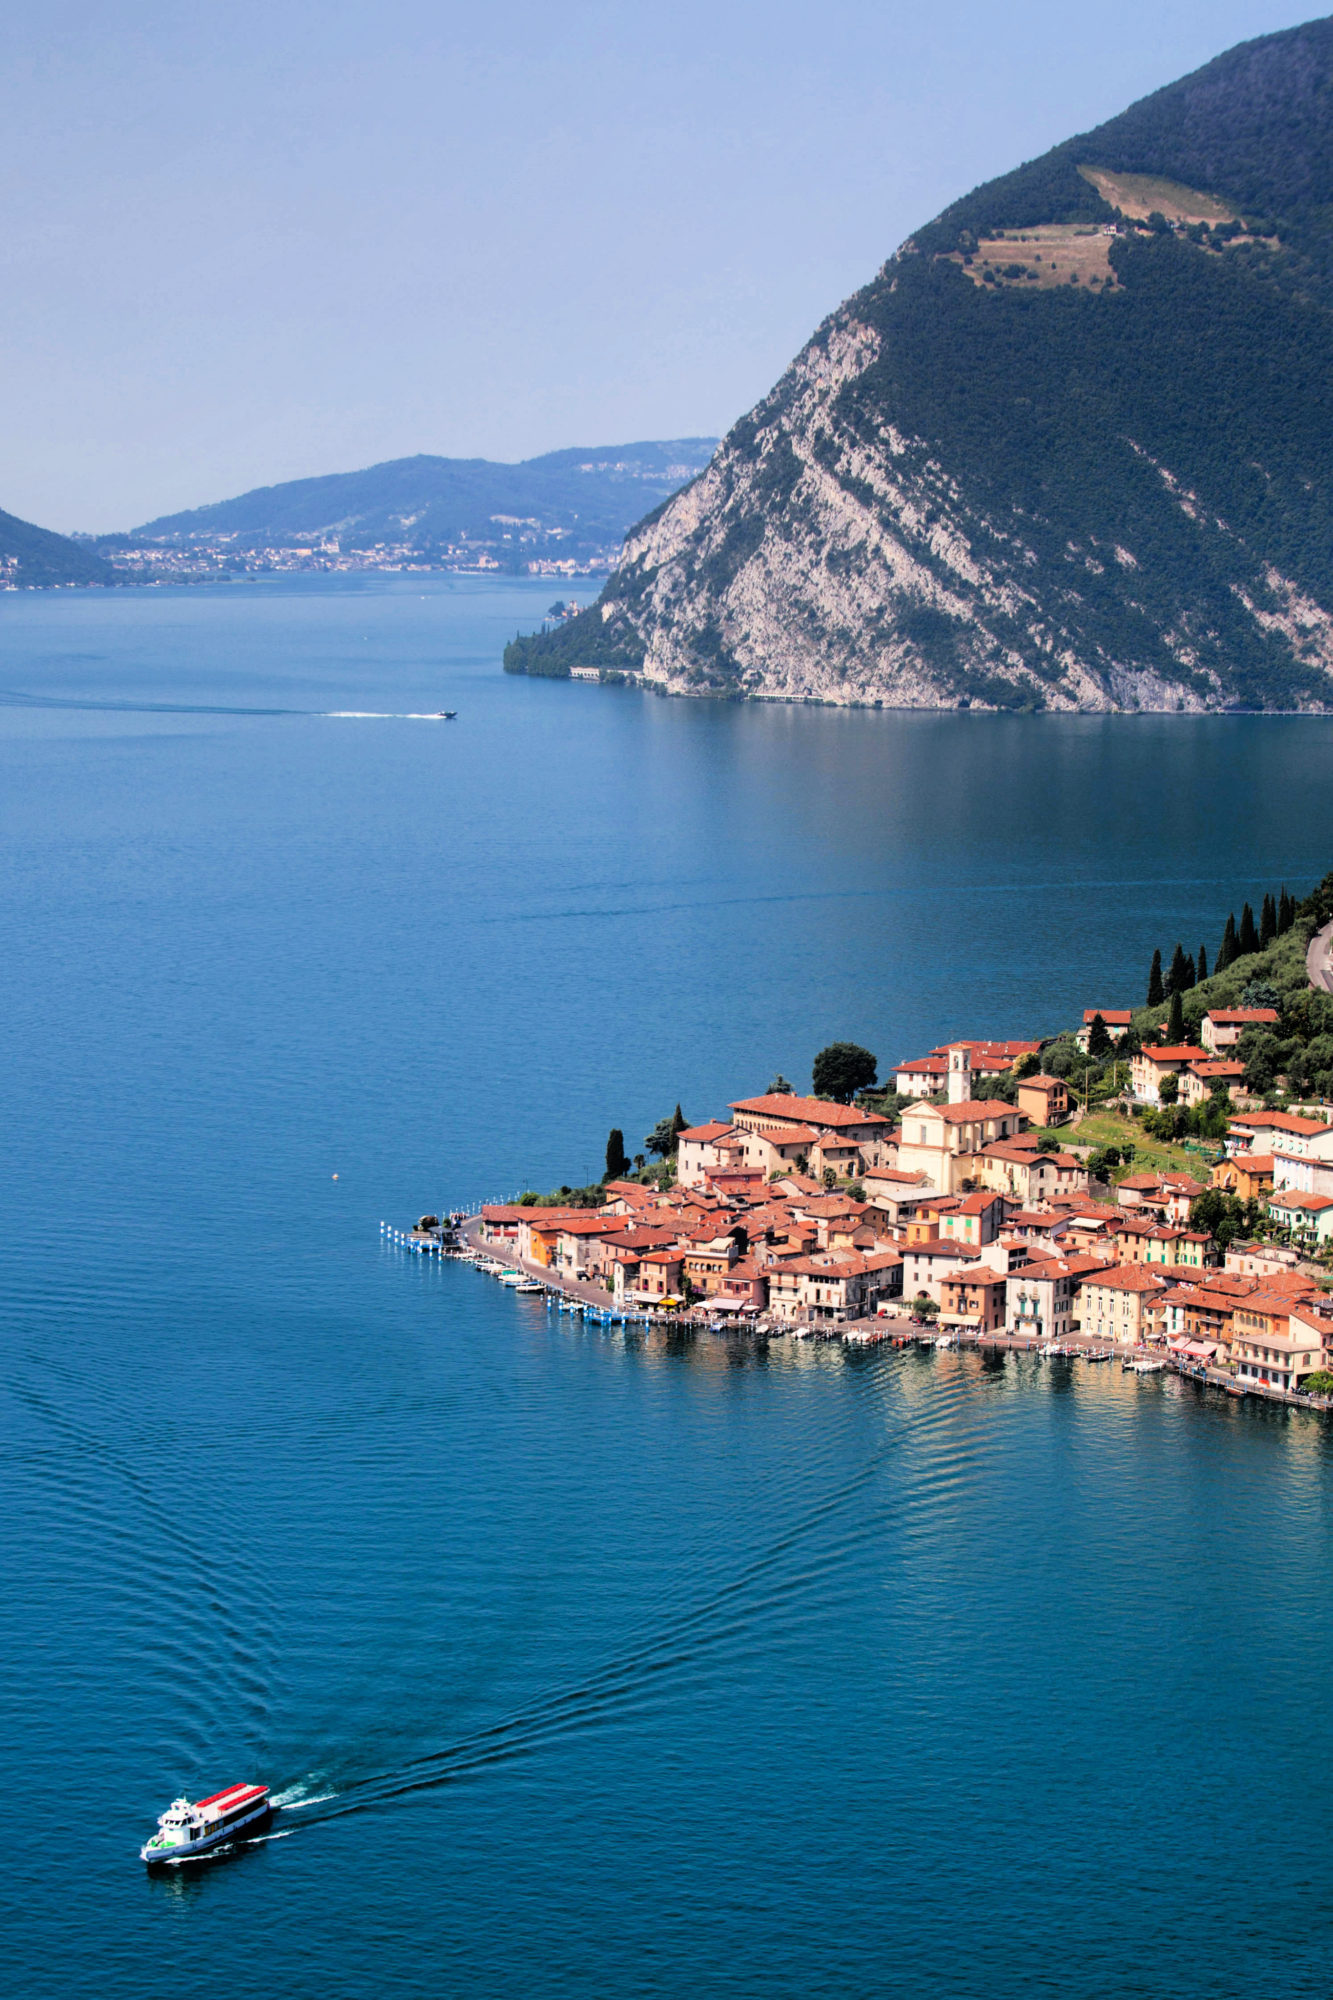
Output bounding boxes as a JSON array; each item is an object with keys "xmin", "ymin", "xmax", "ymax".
[{"xmin": 4, "ymin": 572, "xmax": 1333, "ymax": 1996}]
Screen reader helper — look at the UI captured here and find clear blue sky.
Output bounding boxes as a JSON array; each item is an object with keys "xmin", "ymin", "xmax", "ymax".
[{"xmin": 2, "ymin": 0, "xmax": 1323, "ymax": 530}]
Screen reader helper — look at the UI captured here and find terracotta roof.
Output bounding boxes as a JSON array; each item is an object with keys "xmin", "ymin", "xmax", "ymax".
[
  {"xmin": 1237, "ymin": 1290, "xmax": 1309, "ymax": 1317},
  {"xmin": 911, "ymin": 1099, "xmax": 1021, "ymax": 1125},
  {"xmin": 1231, "ymin": 1112, "xmax": 1331, "ymax": 1136},
  {"xmin": 1189, "ymin": 1061, "xmax": 1245, "ymax": 1078},
  {"xmin": 1083, "ymin": 1266, "xmax": 1170, "ymax": 1294},
  {"xmin": 1083, "ymin": 1009, "xmax": 1133, "ymax": 1025},
  {"xmin": 897, "ymin": 1056, "xmax": 947, "ymax": 1074},
  {"xmin": 730, "ymin": 1094, "xmax": 889, "ymax": 1127},
  {"xmin": 678, "ymin": 1121, "xmax": 735, "ymax": 1144},
  {"xmin": 903, "ymin": 1238, "xmax": 982, "ymax": 1261},
  {"xmin": 1207, "ymin": 1009, "xmax": 1280, "ymax": 1025},
  {"xmin": 1271, "ymin": 1190, "xmax": 1333, "ymax": 1213},
  {"xmin": 933, "ymin": 1039, "xmax": 1041, "ymax": 1060},
  {"xmin": 956, "ymin": 1190, "xmax": 1005, "ymax": 1213},
  {"xmin": 1141, "ymin": 1044, "xmax": 1207, "ymax": 1063},
  {"xmin": 1018, "ymin": 1075, "xmax": 1066, "ymax": 1094}
]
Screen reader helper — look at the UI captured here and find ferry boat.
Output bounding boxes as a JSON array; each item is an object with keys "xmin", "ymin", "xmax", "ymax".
[{"xmin": 140, "ymin": 1782, "xmax": 271, "ymax": 1863}]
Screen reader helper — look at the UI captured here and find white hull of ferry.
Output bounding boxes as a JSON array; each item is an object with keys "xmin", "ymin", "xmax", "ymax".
[
  {"xmin": 142, "ymin": 1797, "xmax": 270, "ymax": 1862},
  {"xmin": 141, "ymin": 1785, "xmax": 271, "ymax": 1863}
]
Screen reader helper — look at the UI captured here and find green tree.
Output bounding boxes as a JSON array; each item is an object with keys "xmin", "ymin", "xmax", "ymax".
[
  {"xmin": 1166, "ymin": 942, "xmax": 1188, "ymax": 996},
  {"xmin": 1241, "ymin": 978, "xmax": 1281, "ymax": 1011},
  {"xmin": 1260, "ymin": 892, "xmax": 1277, "ymax": 947},
  {"xmin": 766, "ymin": 1074, "xmax": 794, "ymax": 1095},
  {"xmin": 1158, "ymin": 1071, "xmax": 1180, "ymax": 1105},
  {"xmin": 1167, "ymin": 989, "xmax": 1186, "ymax": 1042},
  {"xmin": 1147, "ymin": 949, "xmax": 1164, "ymax": 1007},
  {"xmin": 1279, "ymin": 887, "xmax": 1295, "ymax": 934},
  {"xmin": 1087, "ymin": 1012, "xmax": 1113, "ymax": 1059},
  {"xmin": 1242, "ymin": 1030, "xmax": 1283, "ymax": 1091},
  {"xmin": 645, "ymin": 1104, "xmax": 690, "ymax": 1158},
  {"xmin": 1197, "ymin": 943, "xmax": 1209, "ymax": 982},
  {"xmin": 1239, "ymin": 902, "xmax": 1259, "ymax": 955},
  {"xmin": 812, "ymin": 1042, "xmax": 878, "ymax": 1103},
  {"xmin": 604, "ymin": 1128, "xmax": 630, "ymax": 1181},
  {"xmin": 1218, "ymin": 912, "xmax": 1239, "ymax": 971}
]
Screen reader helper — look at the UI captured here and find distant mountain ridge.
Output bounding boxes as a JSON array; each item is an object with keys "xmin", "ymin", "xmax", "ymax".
[
  {"xmin": 120, "ymin": 441, "xmax": 718, "ymax": 570},
  {"xmin": 0, "ymin": 507, "xmax": 111, "ymax": 588},
  {"xmin": 507, "ymin": 16, "xmax": 1333, "ymax": 711}
]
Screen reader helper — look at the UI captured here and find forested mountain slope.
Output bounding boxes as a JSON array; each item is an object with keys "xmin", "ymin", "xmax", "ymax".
[
  {"xmin": 508, "ymin": 17, "xmax": 1333, "ymax": 710},
  {"xmin": 0, "ymin": 507, "xmax": 111, "ymax": 587}
]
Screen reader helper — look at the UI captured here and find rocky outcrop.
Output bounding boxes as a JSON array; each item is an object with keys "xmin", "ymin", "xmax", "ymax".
[{"xmin": 514, "ymin": 19, "xmax": 1333, "ymax": 712}]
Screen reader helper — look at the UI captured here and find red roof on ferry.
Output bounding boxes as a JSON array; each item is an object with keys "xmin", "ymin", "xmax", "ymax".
[{"xmin": 195, "ymin": 1782, "xmax": 267, "ymax": 1809}]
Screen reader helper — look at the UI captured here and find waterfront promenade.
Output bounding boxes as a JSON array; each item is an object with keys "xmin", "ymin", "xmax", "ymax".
[{"xmin": 434, "ymin": 1214, "xmax": 1332, "ymax": 1413}]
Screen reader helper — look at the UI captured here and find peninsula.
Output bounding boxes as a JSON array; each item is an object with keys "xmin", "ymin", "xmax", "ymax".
[{"xmin": 446, "ymin": 869, "xmax": 1333, "ymax": 1400}]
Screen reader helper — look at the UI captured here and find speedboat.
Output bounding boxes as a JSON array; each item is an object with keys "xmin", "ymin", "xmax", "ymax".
[
  {"xmin": 433, "ymin": 710, "xmax": 457, "ymax": 719},
  {"xmin": 140, "ymin": 1783, "xmax": 270, "ymax": 1864}
]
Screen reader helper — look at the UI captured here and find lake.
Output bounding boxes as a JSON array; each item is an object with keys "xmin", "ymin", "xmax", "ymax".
[{"xmin": 4, "ymin": 573, "xmax": 1333, "ymax": 1997}]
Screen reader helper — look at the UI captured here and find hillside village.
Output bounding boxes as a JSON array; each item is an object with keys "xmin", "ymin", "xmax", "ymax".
[{"xmin": 474, "ymin": 1025, "xmax": 1333, "ymax": 1398}]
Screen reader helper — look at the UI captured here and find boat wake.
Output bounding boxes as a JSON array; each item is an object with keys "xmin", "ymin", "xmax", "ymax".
[
  {"xmin": 259, "ymin": 1382, "xmax": 958, "ymax": 1843},
  {"xmin": 0, "ymin": 688, "xmax": 304, "ymax": 716},
  {"xmin": 322, "ymin": 711, "xmax": 455, "ymax": 720}
]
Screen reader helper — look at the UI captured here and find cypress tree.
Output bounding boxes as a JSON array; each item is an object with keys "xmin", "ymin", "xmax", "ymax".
[
  {"xmin": 1218, "ymin": 913, "xmax": 1239, "ymax": 971},
  {"xmin": 1197, "ymin": 943, "xmax": 1208, "ymax": 982},
  {"xmin": 1184, "ymin": 952, "xmax": 1196, "ymax": 990},
  {"xmin": 1167, "ymin": 989, "xmax": 1186, "ymax": 1043},
  {"xmin": 1167, "ymin": 942, "xmax": 1188, "ymax": 996},
  {"xmin": 1260, "ymin": 893, "xmax": 1277, "ymax": 948},
  {"xmin": 604, "ymin": 1128, "xmax": 630, "ymax": 1181},
  {"xmin": 1239, "ymin": 902, "xmax": 1259, "ymax": 956},
  {"xmin": 1087, "ymin": 1012, "xmax": 1112, "ymax": 1059},
  {"xmin": 1147, "ymin": 949, "xmax": 1164, "ymax": 1007},
  {"xmin": 1278, "ymin": 887, "xmax": 1294, "ymax": 933}
]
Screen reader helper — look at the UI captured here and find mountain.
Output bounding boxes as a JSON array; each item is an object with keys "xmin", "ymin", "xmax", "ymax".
[
  {"xmin": 0, "ymin": 507, "xmax": 112, "ymax": 587},
  {"xmin": 120, "ymin": 441, "xmax": 718, "ymax": 570},
  {"xmin": 506, "ymin": 18, "xmax": 1333, "ymax": 711}
]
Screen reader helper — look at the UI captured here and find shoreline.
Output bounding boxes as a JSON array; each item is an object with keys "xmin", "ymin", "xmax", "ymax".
[{"xmin": 384, "ymin": 1215, "xmax": 1333, "ymax": 1420}]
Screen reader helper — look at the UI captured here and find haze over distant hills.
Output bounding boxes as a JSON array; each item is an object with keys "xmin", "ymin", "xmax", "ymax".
[
  {"xmin": 110, "ymin": 441, "xmax": 718, "ymax": 575},
  {"xmin": 509, "ymin": 16, "xmax": 1333, "ymax": 712}
]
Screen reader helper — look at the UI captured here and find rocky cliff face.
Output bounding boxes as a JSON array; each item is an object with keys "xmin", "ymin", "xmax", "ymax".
[{"xmin": 510, "ymin": 19, "xmax": 1333, "ymax": 712}]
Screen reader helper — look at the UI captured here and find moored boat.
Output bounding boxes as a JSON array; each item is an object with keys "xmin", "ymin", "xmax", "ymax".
[{"xmin": 140, "ymin": 1782, "xmax": 271, "ymax": 1864}]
